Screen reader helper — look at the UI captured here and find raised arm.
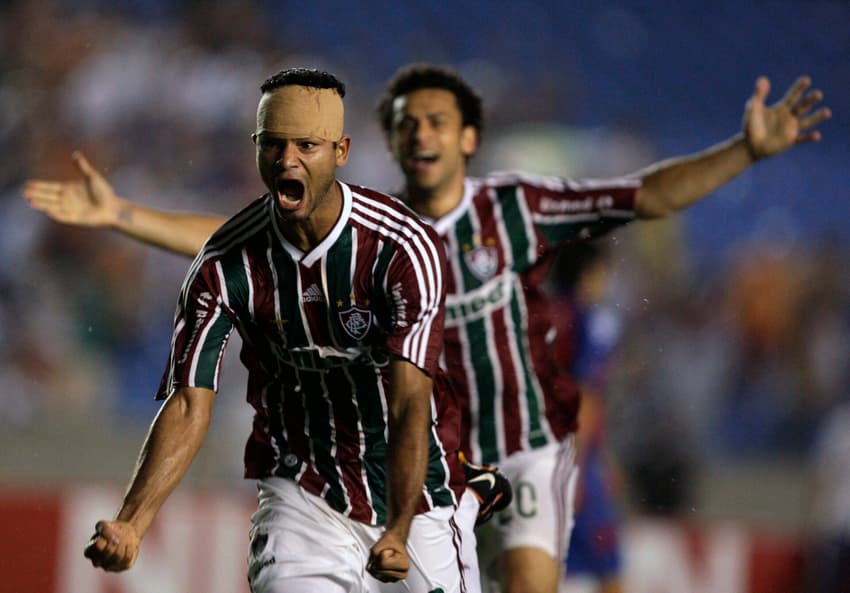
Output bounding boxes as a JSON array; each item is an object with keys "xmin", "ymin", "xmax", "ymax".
[
  {"xmin": 83, "ymin": 386, "xmax": 215, "ymax": 571},
  {"xmin": 634, "ymin": 75, "xmax": 831, "ymax": 218},
  {"xmin": 23, "ymin": 152, "xmax": 226, "ymax": 257},
  {"xmin": 367, "ymin": 358, "xmax": 434, "ymax": 583}
]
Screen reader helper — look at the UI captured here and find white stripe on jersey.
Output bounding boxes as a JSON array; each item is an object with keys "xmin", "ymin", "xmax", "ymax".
[
  {"xmin": 317, "ymin": 367, "xmax": 352, "ymax": 516},
  {"xmin": 165, "ymin": 317, "xmax": 187, "ymax": 394},
  {"xmin": 511, "ymin": 273, "xmax": 556, "ymax": 446},
  {"xmin": 242, "ymin": 248, "xmax": 255, "ymax": 320},
  {"xmin": 182, "ymin": 199, "xmax": 268, "ymax": 296},
  {"xmin": 466, "ymin": 195, "xmax": 507, "ymax": 459},
  {"xmin": 351, "ymin": 194, "xmax": 442, "ymax": 307},
  {"xmin": 445, "ymin": 230, "xmax": 481, "ymax": 463},
  {"xmin": 185, "ymin": 261, "xmax": 228, "ymax": 390},
  {"xmin": 342, "ymin": 364, "xmax": 377, "ymax": 524},
  {"xmin": 350, "ymin": 194, "xmax": 443, "ymax": 365},
  {"xmin": 265, "ymin": 237, "xmax": 283, "ymax": 329},
  {"xmin": 350, "ymin": 198, "xmax": 442, "ymax": 368},
  {"xmin": 513, "ymin": 185, "xmax": 539, "ymax": 268},
  {"xmin": 426, "ymin": 395, "xmax": 457, "ymax": 507},
  {"xmin": 351, "ymin": 209, "xmax": 436, "ymax": 368},
  {"xmin": 489, "ymin": 183, "xmax": 557, "ymax": 446}
]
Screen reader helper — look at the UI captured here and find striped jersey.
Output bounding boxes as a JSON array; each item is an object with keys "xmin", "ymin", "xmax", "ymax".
[
  {"xmin": 426, "ymin": 172, "xmax": 638, "ymax": 464},
  {"xmin": 157, "ymin": 182, "xmax": 464, "ymax": 525}
]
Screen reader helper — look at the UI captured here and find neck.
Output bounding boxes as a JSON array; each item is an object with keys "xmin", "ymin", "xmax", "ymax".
[
  {"xmin": 404, "ymin": 172, "xmax": 466, "ymax": 220},
  {"xmin": 279, "ymin": 182, "xmax": 343, "ymax": 252}
]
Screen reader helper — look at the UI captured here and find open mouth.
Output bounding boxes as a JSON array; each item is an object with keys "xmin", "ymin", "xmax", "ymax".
[
  {"xmin": 276, "ymin": 179, "xmax": 305, "ymax": 210},
  {"xmin": 410, "ymin": 153, "xmax": 438, "ymax": 165}
]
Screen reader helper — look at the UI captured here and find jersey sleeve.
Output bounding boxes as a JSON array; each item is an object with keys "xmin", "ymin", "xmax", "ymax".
[
  {"xmin": 520, "ymin": 175, "xmax": 639, "ymax": 253},
  {"xmin": 156, "ymin": 257, "xmax": 235, "ymax": 400},
  {"xmin": 381, "ymin": 227, "xmax": 447, "ymax": 377}
]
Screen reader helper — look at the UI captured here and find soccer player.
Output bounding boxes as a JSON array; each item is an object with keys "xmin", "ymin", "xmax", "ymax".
[
  {"xmin": 25, "ymin": 66, "xmax": 830, "ymax": 593},
  {"xmin": 549, "ymin": 243, "xmax": 626, "ymax": 593},
  {"xmin": 376, "ymin": 65, "xmax": 828, "ymax": 593},
  {"xmin": 80, "ymin": 67, "xmax": 473, "ymax": 593}
]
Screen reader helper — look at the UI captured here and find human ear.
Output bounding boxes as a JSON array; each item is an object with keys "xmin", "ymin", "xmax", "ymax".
[{"xmin": 460, "ymin": 126, "xmax": 478, "ymax": 158}]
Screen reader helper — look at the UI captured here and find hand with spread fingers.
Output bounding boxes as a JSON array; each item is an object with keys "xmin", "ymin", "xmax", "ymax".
[
  {"xmin": 744, "ymin": 75, "xmax": 832, "ymax": 160},
  {"xmin": 83, "ymin": 520, "xmax": 141, "ymax": 572},
  {"xmin": 22, "ymin": 151, "xmax": 121, "ymax": 228},
  {"xmin": 367, "ymin": 530, "xmax": 410, "ymax": 583}
]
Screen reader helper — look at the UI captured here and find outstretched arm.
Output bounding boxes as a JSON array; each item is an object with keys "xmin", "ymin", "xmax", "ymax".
[
  {"xmin": 367, "ymin": 358, "xmax": 433, "ymax": 583},
  {"xmin": 83, "ymin": 386, "xmax": 215, "ymax": 571},
  {"xmin": 23, "ymin": 152, "xmax": 227, "ymax": 257},
  {"xmin": 634, "ymin": 75, "xmax": 831, "ymax": 218}
]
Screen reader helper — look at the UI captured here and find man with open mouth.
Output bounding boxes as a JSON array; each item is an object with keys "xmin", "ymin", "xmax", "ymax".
[{"xmin": 74, "ymin": 67, "xmax": 479, "ymax": 593}]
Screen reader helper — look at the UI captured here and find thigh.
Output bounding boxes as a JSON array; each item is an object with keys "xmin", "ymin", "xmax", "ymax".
[
  {"xmin": 501, "ymin": 440, "xmax": 578, "ymax": 559},
  {"xmin": 478, "ymin": 441, "xmax": 579, "ymax": 592},
  {"xmin": 248, "ymin": 479, "xmax": 368, "ymax": 593},
  {"xmin": 369, "ymin": 503, "xmax": 469, "ymax": 593}
]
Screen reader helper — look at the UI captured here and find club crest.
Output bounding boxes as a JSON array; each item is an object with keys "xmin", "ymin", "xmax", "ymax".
[
  {"xmin": 339, "ymin": 305, "xmax": 372, "ymax": 341},
  {"xmin": 464, "ymin": 246, "xmax": 499, "ymax": 282}
]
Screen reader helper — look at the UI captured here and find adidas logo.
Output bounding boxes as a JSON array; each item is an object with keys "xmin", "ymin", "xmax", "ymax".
[{"xmin": 302, "ymin": 283, "xmax": 324, "ymax": 303}]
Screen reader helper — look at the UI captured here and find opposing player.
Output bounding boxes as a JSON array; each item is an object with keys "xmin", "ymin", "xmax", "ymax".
[
  {"xmin": 26, "ymin": 66, "xmax": 830, "ymax": 593},
  {"xmin": 80, "ymin": 67, "xmax": 473, "ymax": 593},
  {"xmin": 549, "ymin": 243, "xmax": 625, "ymax": 593}
]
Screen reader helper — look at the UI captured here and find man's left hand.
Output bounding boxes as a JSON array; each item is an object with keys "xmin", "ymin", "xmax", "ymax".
[
  {"xmin": 367, "ymin": 531, "xmax": 410, "ymax": 583},
  {"xmin": 744, "ymin": 75, "xmax": 831, "ymax": 160}
]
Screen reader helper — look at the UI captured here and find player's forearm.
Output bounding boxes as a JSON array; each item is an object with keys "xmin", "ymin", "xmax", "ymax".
[
  {"xmin": 115, "ymin": 387, "xmax": 214, "ymax": 538},
  {"xmin": 384, "ymin": 369, "xmax": 431, "ymax": 542},
  {"xmin": 633, "ymin": 132, "xmax": 755, "ymax": 219},
  {"xmin": 111, "ymin": 197, "xmax": 226, "ymax": 257}
]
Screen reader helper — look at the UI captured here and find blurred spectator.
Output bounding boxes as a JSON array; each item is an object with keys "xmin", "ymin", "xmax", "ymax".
[{"xmin": 805, "ymin": 401, "xmax": 850, "ymax": 593}]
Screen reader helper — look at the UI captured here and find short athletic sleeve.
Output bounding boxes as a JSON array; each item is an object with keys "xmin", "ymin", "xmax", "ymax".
[
  {"xmin": 157, "ymin": 258, "xmax": 235, "ymax": 399},
  {"xmin": 381, "ymin": 228, "xmax": 447, "ymax": 378},
  {"xmin": 522, "ymin": 176, "xmax": 639, "ymax": 250}
]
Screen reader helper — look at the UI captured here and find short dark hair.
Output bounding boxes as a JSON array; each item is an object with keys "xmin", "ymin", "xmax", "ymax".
[
  {"xmin": 377, "ymin": 64, "xmax": 483, "ymax": 137},
  {"xmin": 260, "ymin": 68, "xmax": 346, "ymax": 97}
]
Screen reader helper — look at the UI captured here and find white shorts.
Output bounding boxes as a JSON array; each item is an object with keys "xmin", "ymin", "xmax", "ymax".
[
  {"xmin": 247, "ymin": 477, "xmax": 477, "ymax": 593},
  {"xmin": 476, "ymin": 439, "xmax": 579, "ymax": 583}
]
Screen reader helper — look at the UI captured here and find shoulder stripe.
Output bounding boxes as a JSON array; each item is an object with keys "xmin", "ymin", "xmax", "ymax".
[
  {"xmin": 181, "ymin": 202, "xmax": 269, "ymax": 305},
  {"xmin": 350, "ymin": 206, "xmax": 442, "ymax": 368},
  {"xmin": 351, "ymin": 194, "xmax": 444, "ymax": 365}
]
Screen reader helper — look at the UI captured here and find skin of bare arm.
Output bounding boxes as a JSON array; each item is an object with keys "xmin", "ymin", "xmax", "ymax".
[
  {"xmin": 83, "ymin": 386, "xmax": 216, "ymax": 571},
  {"xmin": 23, "ymin": 152, "xmax": 226, "ymax": 257},
  {"xmin": 633, "ymin": 75, "xmax": 831, "ymax": 219},
  {"xmin": 366, "ymin": 358, "xmax": 434, "ymax": 583}
]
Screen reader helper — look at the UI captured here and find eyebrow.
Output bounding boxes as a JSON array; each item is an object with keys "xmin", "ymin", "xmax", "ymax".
[
  {"xmin": 256, "ymin": 133, "xmax": 328, "ymax": 143},
  {"xmin": 398, "ymin": 110, "xmax": 450, "ymax": 121}
]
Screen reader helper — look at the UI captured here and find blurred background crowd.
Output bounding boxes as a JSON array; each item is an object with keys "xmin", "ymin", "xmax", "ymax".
[{"xmin": 0, "ymin": 0, "xmax": 848, "ymax": 590}]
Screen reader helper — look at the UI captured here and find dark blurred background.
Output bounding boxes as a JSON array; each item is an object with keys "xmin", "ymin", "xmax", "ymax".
[{"xmin": 0, "ymin": 2, "xmax": 847, "ymax": 592}]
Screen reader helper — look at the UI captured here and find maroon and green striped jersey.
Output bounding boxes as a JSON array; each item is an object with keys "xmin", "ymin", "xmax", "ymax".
[
  {"xmin": 428, "ymin": 172, "xmax": 638, "ymax": 465},
  {"xmin": 157, "ymin": 182, "xmax": 464, "ymax": 525}
]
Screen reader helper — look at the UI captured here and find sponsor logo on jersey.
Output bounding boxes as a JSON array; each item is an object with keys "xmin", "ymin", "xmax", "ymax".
[
  {"xmin": 302, "ymin": 283, "xmax": 324, "ymax": 303},
  {"xmin": 444, "ymin": 274, "xmax": 511, "ymax": 325},
  {"xmin": 464, "ymin": 245, "xmax": 499, "ymax": 282},
  {"xmin": 539, "ymin": 194, "xmax": 614, "ymax": 213},
  {"xmin": 391, "ymin": 282, "xmax": 409, "ymax": 328},
  {"xmin": 339, "ymin": 305, "xmax": 372, "ymax": 341}
]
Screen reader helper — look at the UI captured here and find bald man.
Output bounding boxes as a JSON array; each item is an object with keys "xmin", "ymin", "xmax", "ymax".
[{"xmin": 82, "ymin": 68, "xmax": 475, "ymax": 593}]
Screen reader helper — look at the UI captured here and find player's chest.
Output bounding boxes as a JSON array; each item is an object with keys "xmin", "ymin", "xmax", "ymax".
[{"xmin": 243, "ymin": 262, "xmax": 380, "ymax": 347}]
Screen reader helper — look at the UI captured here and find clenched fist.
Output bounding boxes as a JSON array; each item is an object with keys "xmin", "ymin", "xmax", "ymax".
[{"xmin": 83, "ymin": 520, "xmax": 140, "ymax": 572}]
